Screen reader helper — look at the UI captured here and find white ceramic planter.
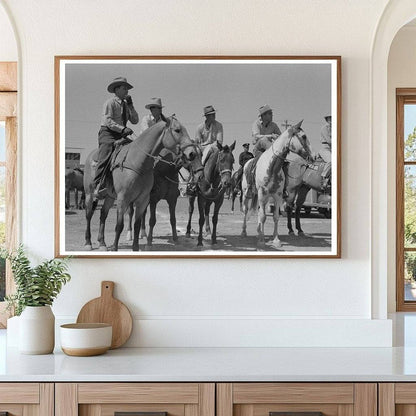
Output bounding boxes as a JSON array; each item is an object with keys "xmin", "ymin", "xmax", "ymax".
[{"xmin": 19, "ymin": 305, "xmax": 55, "ymax": 354}]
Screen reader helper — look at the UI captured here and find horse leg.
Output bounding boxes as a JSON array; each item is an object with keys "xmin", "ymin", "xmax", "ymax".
[
  {"xmin": 80, "ymin": 191, "xmax": 86, "ymax": 210},
  {"xmin": 231, "ymin": 190, "xmax": 235, "ymax": 212},
  {"xmin": 65, "ymin": 189, "xmax": 70, "ymax": 209},
  {"xmin": 75, "ymin": 189, "xmax": 79, "ymax": 210},
  {"xmin": 285, "ymin": 190, "xmax": 296, "ymax": 235},
  {"xmin": 271, "ymin": 195, "xmax": 282, "ymax": 248},
  {"xmin": 97, "ymin": 196, "xmax": 115, "ymax": 250},
  {"xmin": 239, "ymin": 184, "xmax": 243, "ymax": 212},
  {"xmin": 132, "ymin": 194, "xmax": 150, "ymax": 251},
  {"xmin": 295, "ymin": 186, "xmax": 310, "ymax": 236},
  {"xmin": 125, "ymin": 203, "xmax": 134, "ymax": 242},
  {"xmin": 140, "ymin": 206, "xmax": 147, "ymax": 239},
  {"xmin": 211, "ymin": 196, "xmax": 223, "ymax": 245},
  {"xmin": 256, "ymin": 189, "xmax": 267, "ymax": 245},
  {"xmin": 186, "ymin": 195, "xmax": 195, "ymax": 237},
  {"xmin": 168, "ymin": 198, "xmax": 178, "ymax": 242},
  {"xmin": 197, "ymin": 196, "xmax": 205, "ymax": 247},
  {"xmin": 241, "ymin": 188, "xmax": 250, "ymax": 237},
  {"xmin": 204, "ymin": 201, "xmax": 211, "ymax": 236},
  {"xmin": 146, "ymin": 201, "xmax": 157, "ymax": 247},
  {"xmin": 84, "ymin": 192, "xmax": 96, "ymax": 250},
  {"xmin": 108, "ymin": 197, "xmax": 129, "ymax": 251}
]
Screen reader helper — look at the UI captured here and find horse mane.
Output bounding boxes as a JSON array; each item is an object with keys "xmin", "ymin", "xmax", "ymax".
[{"xmin": 204, "ymin": 148, "xmax": 220, "ymax": 184}]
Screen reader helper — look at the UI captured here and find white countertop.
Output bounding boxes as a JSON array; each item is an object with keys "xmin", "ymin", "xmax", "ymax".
[{"xmin": 2, "ymin": 328, "xmax": 416, "ymax": 382}]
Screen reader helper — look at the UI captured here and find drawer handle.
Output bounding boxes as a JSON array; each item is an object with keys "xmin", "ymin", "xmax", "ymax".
[
  {"xmin": 115, "ymin": 413, "xmax": 167, "ymax": 416},
  {"xmin": 270, "ymin": 413, "xmax": 324, "ymax": 416}
]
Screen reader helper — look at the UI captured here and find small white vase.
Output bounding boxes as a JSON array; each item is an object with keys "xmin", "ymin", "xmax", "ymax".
[{"xmin": 19, "ymin": 306, "xmax": 55, "ymax": 354}]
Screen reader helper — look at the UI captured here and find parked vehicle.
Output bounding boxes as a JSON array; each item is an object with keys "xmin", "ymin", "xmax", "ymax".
[{"xmin": 302, "ymin": 189, "xmax": 331, "ymax": 218}]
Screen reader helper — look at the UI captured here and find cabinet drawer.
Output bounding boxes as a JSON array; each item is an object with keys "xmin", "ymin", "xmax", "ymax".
[
  {"xmin": 217, "ymin": 383, "xmax": 376, "ymax": 416},
  {"xmin": 379, "ymin": 383, "xmax": 416, "ymax": 416},
  {"xmin": 0, "ymin": 383, "xmax": 53, "ymax": 416},
  {"xmin": 56, "ymin": 383, "xmax": 215, "ymax": 416}
]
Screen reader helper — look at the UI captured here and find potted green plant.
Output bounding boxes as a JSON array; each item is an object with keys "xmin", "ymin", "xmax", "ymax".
[{"xmin": 1, "ymin": 245, "xmax": 71, "ymax": 354}]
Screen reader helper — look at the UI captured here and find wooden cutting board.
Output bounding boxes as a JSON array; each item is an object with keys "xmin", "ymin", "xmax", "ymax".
[{"xmin": 76, "ymin": 281, "xmax": 133, "ymax": 349}]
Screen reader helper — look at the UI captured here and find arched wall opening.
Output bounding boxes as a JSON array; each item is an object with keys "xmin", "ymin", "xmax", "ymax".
[{"xmin": 371, "ymin": 0, "xmax": 416, "ymax": 319}]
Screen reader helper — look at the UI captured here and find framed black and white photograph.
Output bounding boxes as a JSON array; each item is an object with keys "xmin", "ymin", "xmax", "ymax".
[{"xmin": 55, "ymin": 56, "xmax": 341, "ymax": 258}]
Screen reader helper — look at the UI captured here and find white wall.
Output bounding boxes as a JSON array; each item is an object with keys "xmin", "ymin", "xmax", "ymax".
[
  {"xmin": 0, "ymin": 4, "xmax": 16, "ymax": 61},
  {"xmin": 0, "ymin": 0, "xmax": 394, "ymax": 346},
  {"xmin": 387, "ymin": 25, "xmax": 416, "ymax": 312}
]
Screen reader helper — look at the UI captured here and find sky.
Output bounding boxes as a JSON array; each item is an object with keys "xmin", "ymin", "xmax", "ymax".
[
  {"xmin": 0, "ymin": 122, "xmax": 4, "ymax": 161},
  {"xmin": 405, "ymin": 104, "xmax": 416, "ymax": 140},
  {"xmin": 63, "ymin": 59, "xmax": 334, "ymax": 164}
]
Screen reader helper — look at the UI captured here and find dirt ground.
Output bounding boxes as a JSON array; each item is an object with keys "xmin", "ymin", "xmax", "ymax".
[{"xmin": 65, "ymin": 196, "xmax": 332, "ymax": 253}]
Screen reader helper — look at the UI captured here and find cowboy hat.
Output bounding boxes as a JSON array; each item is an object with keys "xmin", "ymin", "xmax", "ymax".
[
  {"xmin": 203, "ymin": 105, "xmax": 216, "ymax": 116},
  {"xmin": 324, "ymin": 115, "xmax": 332, "ymax": 122},
  {"xmin": 242, "ymin": 143, "xmax": 250, "ymax": 148},
  {"xmin": 145, "ymin": 97, "xmax": 164, "ymax": 109},
  {"xmin": 107, "ymin": 77, "xmax": 133, "ymax": 93},
  {"xmin": 259, "ymin": 104, "xmax": 273, "ymax": 116}
]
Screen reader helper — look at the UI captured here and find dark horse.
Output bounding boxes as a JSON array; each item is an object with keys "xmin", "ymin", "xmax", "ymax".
[
  {"xmin": 230, "ymin": 170, "xmax": 243, "ymax": 212},
  {"xmin": 285, "ymin": 155, "xmax": 330, "ymax": 235},
  {"xmin": 65, "ymin": 168, "xmax": 85, "ymax": 210},
  {"xmin": 83, "ymin": 116, "xmax": 198, "ymax": 252},
  {"xmin": 125, "ymin": 149, "xmax": 203, "ymax": 247},
  {"xmin": 186, "ymin": 141, "xmax": 236, "ymax": 246}
]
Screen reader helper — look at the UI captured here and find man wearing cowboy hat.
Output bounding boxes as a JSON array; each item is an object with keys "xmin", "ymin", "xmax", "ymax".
[
  {"xmin": 245, "ymin": 105, "xmax": 282, "ymax": 197},
  {"xmin": 194, "ymin": 105, "xmax": 224, "ymax": 165},
  {"xmin": 93, "ymin": 77, "xmax": 139, "ymax": 198},
  {"xmin": 137, "ymin": 97, "xmax": 164, "ymax": 136},
  {"xmin": 251, "ymin": 104, "xmax": 281, "ymax": 156},
  {"xmin": 319, "ymin": 114, "xmax": 332, "ymax": 190}
]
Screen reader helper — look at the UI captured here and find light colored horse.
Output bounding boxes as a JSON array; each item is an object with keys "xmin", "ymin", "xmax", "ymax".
[
  {"xmin": 285, "ymin": 157, "xmax": 330, "ymax": 235},
  {"xmin": 241, "ymin": 121, "xmax": 312, "ymax": 249},
  {"xmin": 83, "ymin": 116, "xmax": 198, "ymax": 252}
]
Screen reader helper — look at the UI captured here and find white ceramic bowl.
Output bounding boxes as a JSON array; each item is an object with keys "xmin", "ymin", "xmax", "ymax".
[{"xmin": 60, "ymin": 323, "xmax": 112, "ymax": 356}]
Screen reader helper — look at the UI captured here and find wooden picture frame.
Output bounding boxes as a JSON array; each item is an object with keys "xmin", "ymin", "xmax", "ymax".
[{"xmin": 55, "ymin": 56, "xmax": 341, "ymax": 258}]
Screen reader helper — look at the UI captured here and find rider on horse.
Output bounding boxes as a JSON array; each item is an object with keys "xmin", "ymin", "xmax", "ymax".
[
  {"xmin": 137, "ymin": 97, "xmax": 164, "ymax": 135},
  {"xmin": 319, "ymin": 114, "xmax": 332, "ymax": 190},
  {"xmin": 195, "ymin": 105, "xmax": 224, "ymax": 164},
  {"xmin": 93, "ymin": 77, "xmax": 139, "ymax": 200},
  {"xmin": 246, "ymin": 104, "xmax": 281, "ymax": 196},
  {"xmin": 234, "ymin": 143, "xmax": 254, "ymax": 192}
]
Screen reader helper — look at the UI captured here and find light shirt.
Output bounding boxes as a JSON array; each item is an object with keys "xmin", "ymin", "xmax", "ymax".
[
  {"xmin": 320, "ymin": 123, "xmax": 332, "ymax": 149},
  {"xmin": 101, "ymin": 96, "xmax": 139, "ymax": 133},
  {"xmin": 137, "ymin": 114, "xmax": 162, "ymax": 136},
  {"xmin": 251, "ymin": 118, "xmax": 281, "ymax": 144},
  {"xmin": 195, "ymin": 120, "xmax": 223, "ymax": 146}
]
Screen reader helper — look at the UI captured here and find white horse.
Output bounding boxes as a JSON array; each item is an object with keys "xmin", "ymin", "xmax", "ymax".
[{"xmin": 241, "ymin": 120, "xmax": 313, "ymax": 249}]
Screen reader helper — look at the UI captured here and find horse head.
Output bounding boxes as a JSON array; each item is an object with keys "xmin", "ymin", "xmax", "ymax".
[
  {"xmin": 287, "ymin": 120, "xmax": 313, "ymax": 161},
  {"xmin": 162, "ymin": 115, "xmax": 198, "ymax": 163},
  {"xmin": 216, "ymin": 140, "xmax": 236, "ymax": 189}
]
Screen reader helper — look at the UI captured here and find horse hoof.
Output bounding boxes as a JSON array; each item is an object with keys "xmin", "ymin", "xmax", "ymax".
[
  {"xmin": 288, "ymin": 230, "xmax": 294, "ymax": 235},
  {"xmin": 197, "ymin": 241, "xmax": 203, "ymax": 247},
  {"xmin": 186, "ymin": 233, "xmax": 191, "ymax": 238},
  {"xmin": 107, "ymin": 245, "xmax": 117, "ymax": 251},
  {"xmin": 241, "ymin": 231, "xmax": 247, "ymax": 237},
  {"xmin": 98, "ymin": 245, "xmax": 107, "ymax": 251},
  {"xmin": 133, "ymin": 245, "xmax": 140, "ymax": 251},
  {"xmin": 84, "ymin": 244, "xmax": 93, "ymax": 251},
  {"xmin": 298, "ymin": 231, "xmax": 305, "ymax": 236},
  {"xmin": 212, "ymin": 240, "xmax": 217, "ymax": 245},
  {"xmin": 271, "ymin": 241, "xmax": 282, "ymax": 249}
]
